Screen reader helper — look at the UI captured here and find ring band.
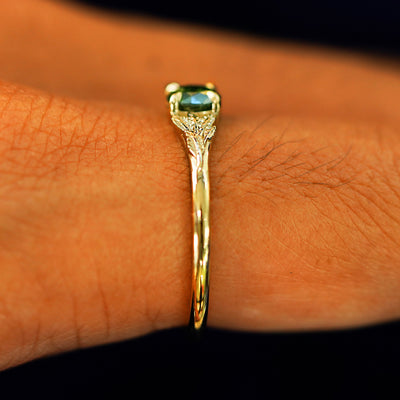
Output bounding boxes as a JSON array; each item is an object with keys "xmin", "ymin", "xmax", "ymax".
[{"xmin": 165, "ymin": 82, "xmax": 221, "ymax": 332}]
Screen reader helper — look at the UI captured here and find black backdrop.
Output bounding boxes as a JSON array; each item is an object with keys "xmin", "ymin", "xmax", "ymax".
[
  {"xmin": 77, "ymin": 0, "xmax": 400, "ymax": 55},
  {"xmin": 1, "ymin": 1, "xmax": 400, "ymax": 399}
]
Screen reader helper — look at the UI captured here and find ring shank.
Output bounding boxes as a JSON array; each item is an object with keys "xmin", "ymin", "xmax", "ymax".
[{"xmin": 189, "ymin": 144, "xmax": 211, "ymax": 332}]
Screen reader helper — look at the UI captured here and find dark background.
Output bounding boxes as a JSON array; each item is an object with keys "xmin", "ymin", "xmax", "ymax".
[
  {"xmin": 1, "ymin": 1, "xmax": 400, "ymax": 399},
  {"xmin": 78, "ymin": 0, "xmax": 400, "ymax": 56}
]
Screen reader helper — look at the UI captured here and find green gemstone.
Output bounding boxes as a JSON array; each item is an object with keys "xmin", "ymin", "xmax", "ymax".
[{"xmin": 177, "ymin": 85, "xmax": 215, "ymax": 112}]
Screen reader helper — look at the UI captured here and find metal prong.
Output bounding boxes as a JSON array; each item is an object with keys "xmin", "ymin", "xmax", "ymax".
[
  {"xmin": 205, "ymin": 82, "xmax": 216, "ymax": 90},
  {"xmin": 165, "ymin": 82, "xmax": 181, "ymax": 98}
]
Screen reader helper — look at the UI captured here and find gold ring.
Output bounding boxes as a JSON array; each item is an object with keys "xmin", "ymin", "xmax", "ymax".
[{"xmin": 165, "ymin": 82, "xmax": 221, "ymax": 333}]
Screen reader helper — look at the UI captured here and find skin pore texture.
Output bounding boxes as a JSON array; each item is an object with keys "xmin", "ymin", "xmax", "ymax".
[{"xmin": 0, "ymin": 0, "xmax": 400, "ymax": 370}]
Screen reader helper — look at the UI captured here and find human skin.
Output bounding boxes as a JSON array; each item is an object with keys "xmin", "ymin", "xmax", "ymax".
[{"xmin": 0, "ymin": 0, "xmax": 400, "ymax": 370}]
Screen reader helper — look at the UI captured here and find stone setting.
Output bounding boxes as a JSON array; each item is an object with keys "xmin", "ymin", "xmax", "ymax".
[{"xmin": 166, "ymin": 82, "xmax": 220, "ymax": 153}]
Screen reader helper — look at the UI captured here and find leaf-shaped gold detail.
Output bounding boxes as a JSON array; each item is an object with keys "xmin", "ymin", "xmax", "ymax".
[{"xmin": 172, "ymin": 114, "xmax": 216, "ymax": 153}]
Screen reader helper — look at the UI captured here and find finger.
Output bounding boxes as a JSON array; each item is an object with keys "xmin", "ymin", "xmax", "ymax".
[
  {"xmin": 1, "ymin": 79, "xmax": 400, "ymax": 371},
  {"xmin": 0, "ymin": 81, "xmax": 190, "ymax": 370},
  {"xmin": 1, "ymin": 0, "xmax": 400, "ymax": 122}
]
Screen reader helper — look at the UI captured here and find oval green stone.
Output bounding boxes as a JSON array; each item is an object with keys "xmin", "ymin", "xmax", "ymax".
[{"xmin": 177, "ymin": 86, "xmax": 214, "ymax": 112}]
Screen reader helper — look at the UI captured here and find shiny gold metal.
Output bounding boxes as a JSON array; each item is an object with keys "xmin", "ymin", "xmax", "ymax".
[
  {"xmin": 205, "ymin": 82, "xmax": 216, "ymax": 90},
  {"xmin": 166, "ymin": 83, "xmax": 221, "ymax": 332}
]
